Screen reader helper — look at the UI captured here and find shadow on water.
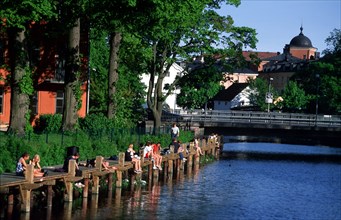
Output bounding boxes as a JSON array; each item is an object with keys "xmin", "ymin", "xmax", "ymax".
[{"xmin": 222, "ymin": 136, "xmax": 341, "ymax": 163}]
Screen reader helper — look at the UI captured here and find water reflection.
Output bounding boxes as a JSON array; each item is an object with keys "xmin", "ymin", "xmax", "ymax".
[
  {"xmin": 223, "ymin": 142, "xmax": 341, "ymax": 163},
  {"xmin": 3, "ymin": 141, "xmax": 340, "ymax": 220}
]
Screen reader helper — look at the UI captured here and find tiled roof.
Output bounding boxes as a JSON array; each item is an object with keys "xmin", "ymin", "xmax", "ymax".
[{"xmin": 242, "ymin": 51, "xmax": 279, "ymax": 61}]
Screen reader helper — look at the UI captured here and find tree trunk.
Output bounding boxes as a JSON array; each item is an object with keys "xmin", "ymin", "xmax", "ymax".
[
  {"xmin": 107, "ymin": 32, "xmax": 122, "ymax": 119},
  {"xmin": 62, "ymin": 18, "xmax": 80, "ymax": 131},
  {"xmin": 7, "ymin": 29, "xmax": 30, "ymax": 136},
  {"xmin": 152, "ymin": 109, "xmax": 162, "ymax": 134}
]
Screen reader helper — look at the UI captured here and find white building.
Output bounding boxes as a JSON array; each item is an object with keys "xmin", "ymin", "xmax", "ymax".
[
  {"xmin": 141, "ymin": 62, "xmax": 184, "ymax": 112},
  {"xmin": 213, "ymin": 83, "xmax": 251, "ymax": 111}
]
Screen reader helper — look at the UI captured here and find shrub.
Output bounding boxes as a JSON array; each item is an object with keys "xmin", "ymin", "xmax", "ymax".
[{"xmin": 34, "ymin": 114, "xmax": 62, "ymax": 133}]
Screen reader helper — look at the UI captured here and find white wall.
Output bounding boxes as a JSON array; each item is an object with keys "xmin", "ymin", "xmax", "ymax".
[{"xmin": 141, "ymin": 63, "xmax": 184, "ymax": 111}]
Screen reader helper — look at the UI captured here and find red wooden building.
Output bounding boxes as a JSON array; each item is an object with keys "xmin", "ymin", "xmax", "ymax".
[{"xmin": 0, "ymin": 22, "xmax": 89, "ymax": 130}]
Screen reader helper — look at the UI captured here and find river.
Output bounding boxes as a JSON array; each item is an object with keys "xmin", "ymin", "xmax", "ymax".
[{"xmin": 3, "ymin": 138, "xmax": 341, "ymax": 220}]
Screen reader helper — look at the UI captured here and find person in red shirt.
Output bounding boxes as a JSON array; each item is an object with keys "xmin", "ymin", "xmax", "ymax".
[{"xmin": 152, "ymin": 142, "xmax": 163, "ymax": 170}]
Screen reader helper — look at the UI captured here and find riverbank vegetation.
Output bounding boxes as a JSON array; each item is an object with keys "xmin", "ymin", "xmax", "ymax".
[{"xmin": 0, "ymin": 113, "xmax": 194, "ymax": 174}]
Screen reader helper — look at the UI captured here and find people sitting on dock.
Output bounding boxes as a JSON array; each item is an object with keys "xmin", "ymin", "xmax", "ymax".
[
  {"xmin": 125, "ymin": 144, "xmax": 142, "ymax": 173},
  {"xmin": 62, "ymin": 152, "xmax": 81, "ymax": 175},
  {"xmin": 152, "ymin": 142, "xmax": 163, "ymax": 170},
  {"xmin": 16, "ymin": 152, "xmax": 29, "ymax": 176},
  {"xmin": 29, "ymin": 154, "xmax": 47, "ymax": 177},
  {"xmin": 194, "ymin": 138, "xmax": 204, "ymax": 156},
  {"xmin": 171, "ymin": 139, "xmax": 186, "ymax": 162}
]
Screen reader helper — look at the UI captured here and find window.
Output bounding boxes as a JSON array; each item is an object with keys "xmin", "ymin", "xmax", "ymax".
[
  {"xmin": 0, "ymin": 87, "xmax": 3, "ymax": 114},
  {"xmin": 30, "ymin": 92, "xmax": 38, "ymax": 115},
  {"xmin": 56, "ymin": 91, "xmax": 64, "ymax": 114},
  {"xmin": 55, "ymin": 55, "xmax": 65, "ymax": 82}
]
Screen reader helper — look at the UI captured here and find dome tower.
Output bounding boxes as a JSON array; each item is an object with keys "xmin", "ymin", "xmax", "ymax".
[{"xmin": 285, "ymin": 26, "xmax": 317, "ymax": 60}]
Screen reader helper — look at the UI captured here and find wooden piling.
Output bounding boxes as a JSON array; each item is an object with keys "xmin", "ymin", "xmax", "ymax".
[
  {"xmin": 20, "ymin": 164, "xmax": 34, "ymax": 212},
  {"xmin": 64, "ymin": 160, "xmax": 76, "ymax": 202},
  {"xmin": 116, "ymin": 152, "xmax": 125, "ymax": 188}
]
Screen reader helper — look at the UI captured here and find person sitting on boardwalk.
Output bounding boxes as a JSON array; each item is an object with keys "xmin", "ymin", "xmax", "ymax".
[
  {"xmin": 29, "ymin": 154, "xmax": 46, "ymax": 178},
  {"xmin": 16, "ymin": 152, "xmax": 30, "ymax": 176},
  {"xmin": 144, "ymin": 141, "xmax": 159, "ymax": 169},
  {"xmin": 101, "ymin": 157, "xmax": 117, "ymax": 171},
  {"xmin": 125, "ymin": 144, "xmax": 142, "ymax": 173},
  {"xmin": 63, "ymin": 152, "xmax": 80, "ymax": 174},
  {"xmin": 177, "ymin": 141, "xmax": 186, "ymax": 162},
  {"xmin": 143, "ymin": 141, "xmax": 154, "ymax": 160},
  {"xmin": 152, "ymin": 142, "xmax": 163, "ymax": 170},
  {"xmin": 194, "ymin": 138, "xmax": 204, "ymax": 156}
]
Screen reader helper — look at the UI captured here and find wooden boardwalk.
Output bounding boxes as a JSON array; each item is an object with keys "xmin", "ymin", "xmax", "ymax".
[{"xmin": 0, "ymin": 138, "xmax": 221, "ymax": 213}]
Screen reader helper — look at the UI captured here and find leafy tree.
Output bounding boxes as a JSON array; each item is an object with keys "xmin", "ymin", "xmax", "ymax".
[
  {"xmin": 282, "ymin": 81, "xmax": 310, "ymax": 112},
  {"xmin": 89, "ymin": 30, "xmax": 146, "ymax": 126},
  {"xmin": 90, "ymin": 0, "xmax": 139, "ymax": 119},
  {"xmin": 323, "ymin": 28, "xmax": 341, "ymax": 55},
  {"xmin": 246, "ymin": 77, "xmax": 271, "ymax": 111},
  {"xmin": 177, "ymin": 56, "xmax": 224, "ymax": 109},
  {"xmin": 0, "ymin": 0, "xmax": 56, "ymax": 135},
  {"xmin": 137, "ymin": 0, "xmax": 257, "ymax": 130}
]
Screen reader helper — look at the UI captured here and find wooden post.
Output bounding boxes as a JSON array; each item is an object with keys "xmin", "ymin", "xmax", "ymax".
[
  {"xmin": 167, "ymin": 159, "xmax": 173, "ymax": 181},
  {"xmin": 153, "ymin": 168, "xmax": 159, "ymax": 184},
  {"xmin": 116, "ymin": 152, "xmax": 125, "ymax": 188},
  {"xmin": 108, "ymin": 173, "xmax": 113, "ymax": 191},
  {"xmin": 92, "ymin": 156, "xmax": 103, "ymax": 194},
  {"xmin": 147, "ymin": 162, "xmax": 153, "ymax": 185},
  {"xmin": 187, "ymin": 142, "xmax": 194, "ymax": 175},
  {"xmin": 47, "ymin": 185, "xmax": 53, "ymax": 207},
  {"xmin": 130, "ymin": 174, "xmax": 136, "ymax": 191},
  {"xmin": 167, "ymin": 146, "xmax": 174, "ymax": 181},
  {"xmin": 64, "ymin": 160, "xmax": 76, "ymax": 202},
  {"xmin": 83, "ymin": 178, "xmax": 90, "ymax": 198},
  {"xmin": 8, "ymin": 194, "xmax": 14, "ymax": 205},
  {"xmin": 20, "ymin": 164, "xmax": 34, "ymax": 212},
  {"xmin": 163, "ymin": 161, "xmax": 169, "ymax": 182},
  {"xmin": 43, "ymin": 179, "xmax": 56, "ymax": 207}
]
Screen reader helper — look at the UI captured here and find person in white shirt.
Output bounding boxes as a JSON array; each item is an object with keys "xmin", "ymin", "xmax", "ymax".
[{"xmin": 171, "ymin": 123, "xmax": 180, "ymax": 139}]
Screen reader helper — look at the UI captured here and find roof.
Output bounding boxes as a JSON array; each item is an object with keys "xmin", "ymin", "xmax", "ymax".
[
  {"xmin": 233, "ymin": 67, "xmax": 258, "ymax": 74},
  {"xmin": 263, "ymin": 53, "xmax": 303, "ymax": 62},
  {"xmin": 213, "ymin": 83, "xmax": 249, "ymax": 101},
  {"xmin": 289, "ymin": 26, "xmax": 313, "ymax": 48},
  {"xmin": 242, "ymin": 51, "xmax": 279, "ymax": 61}
]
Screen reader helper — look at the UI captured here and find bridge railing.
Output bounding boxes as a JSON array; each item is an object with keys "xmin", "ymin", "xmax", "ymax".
[{"xmin": 164, "ymin": 110, "xmax": 341, "ymax": 128}]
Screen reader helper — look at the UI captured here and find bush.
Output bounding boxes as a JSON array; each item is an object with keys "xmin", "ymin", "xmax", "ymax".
[
  {"xmin": 34, "ymin": 114, "xmax": 63, "ymax": 133},
  {"xmin": 79, "ymin": 113, "xmax": 115, "ymax": 139}
]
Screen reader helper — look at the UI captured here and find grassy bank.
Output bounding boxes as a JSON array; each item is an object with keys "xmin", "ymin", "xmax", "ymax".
[{"xmin": 0, "ymin": 129, "xmax": 194, "ymax": 174}]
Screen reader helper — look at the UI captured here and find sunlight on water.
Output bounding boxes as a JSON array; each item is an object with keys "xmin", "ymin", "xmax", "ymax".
[{"xmin": 4, "ymin": 142, "xmax": 341, "ymax": 220}]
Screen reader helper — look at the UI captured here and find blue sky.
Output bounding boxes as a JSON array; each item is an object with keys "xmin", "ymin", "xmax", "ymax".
[{"xmin": 216, "ymin": 0, "xmax": 341, "ymax": 54}]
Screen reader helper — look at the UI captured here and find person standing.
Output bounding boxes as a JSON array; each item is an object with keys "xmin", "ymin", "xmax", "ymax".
[{"xmin": 171, "ymin": 123, "xmax": 180, "ymax": 139}]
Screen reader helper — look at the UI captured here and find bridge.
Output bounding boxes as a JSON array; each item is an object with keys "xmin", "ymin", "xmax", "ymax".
[
  {"xmin": 162, "ymin": 110, "xmax": 341, "ymax": 147},
  {"xmin": 164, "ymin": 110, "xmax": 341, "ymax": 131}
]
